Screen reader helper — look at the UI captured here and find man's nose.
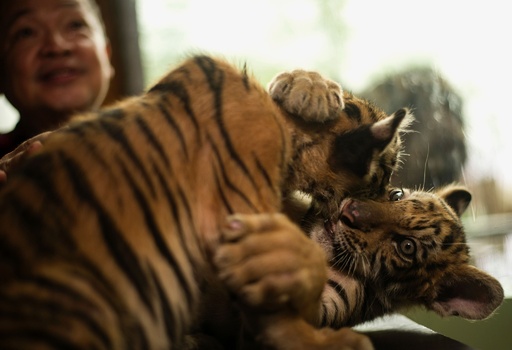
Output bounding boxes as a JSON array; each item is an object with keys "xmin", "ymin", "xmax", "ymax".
[{"xmin": 40, "ymin": 30, "xmax": 72, "ymax": 57}]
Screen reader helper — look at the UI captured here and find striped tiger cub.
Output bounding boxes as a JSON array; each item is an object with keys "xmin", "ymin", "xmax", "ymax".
[
  {"xmin": 0, "ymin": 55, "xmax": 410, "ymax": 349},
  {"xmin": 219, "ymin": 185, "xmax": 504, "ymax": 350},
  {"xmin": 302, "ymin": 184, "xmax": 504, "ymax": 328}
]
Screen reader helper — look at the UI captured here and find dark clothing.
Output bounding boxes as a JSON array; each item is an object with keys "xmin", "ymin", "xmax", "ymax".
[{"xmin": 0, "ymin": 128, "xmax": 27, "ymax": 158}]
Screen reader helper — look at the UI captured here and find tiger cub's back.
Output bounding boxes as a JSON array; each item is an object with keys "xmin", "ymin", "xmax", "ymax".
[{"xmin": 0, "ymin": 55, "xmax": 295, "ymax": 349}]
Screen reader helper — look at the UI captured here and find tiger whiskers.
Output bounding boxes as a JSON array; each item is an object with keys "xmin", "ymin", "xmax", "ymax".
[
  {"xmin": 330, "ymin": 247, "xmax": 369, "ymax": 278},
  {"xmin": 331, "ymin": 250, "xmax": 355, "ymax": 277},
  {"xmin": 422, "ymin": 142, "xmax": 430, "ymax": 190},
  {"xmin": 360, "ymin": 253, "xmax": 371, "ymax": 276}
]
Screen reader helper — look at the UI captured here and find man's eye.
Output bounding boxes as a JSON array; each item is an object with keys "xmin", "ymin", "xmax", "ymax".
[
  {"xmin": 14, "ymin": 27, "xmax": 36, "ymax": 40},
  {"xmin": 68, "ymin": 19, "xmax": 87, "ymax": 30},
  {"xmin": 389, "ymin": 189, "xmax": 404, "ymax": 201}
]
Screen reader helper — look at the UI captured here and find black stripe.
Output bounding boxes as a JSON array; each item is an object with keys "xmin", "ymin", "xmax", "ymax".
[
  {"xmin": 366, "ymin": 103, "xmax": 380, "ymax": 122},
  {"xmin": 441, "ymin": 231, "xmax": 455, "ymax": 249},
  {"xmin": 126, "ymin": 321, "xmax": 150, "ymax": 350},
  {"xmin": 19, "ymin": 153, "xmax": 73, "ymax": 219},
  {"xmin": 149, "ymin": 81, "xmax": 201, "ymax": 135},
  {"xmin": 62, "ymin": 129, "xmax": 112, "ymax": 171},
  {"xmin": 214, "ymin": 167, "xmax": 234, "ymax": 215},
  {"xmin": 392, "ymin": 109, "xmax": 407, "ymax": 127},
  {"xmin": 331, "ymin": 297, "xmax": 340, "ymax": 320},
  {"xmin": 379, "ymin": 256, "xmax": 394, "ymax": 278},
  {"xmin": 0, "ymin": 293, "xmax": 111, "ymax": 349},
  {"xmin": 70, "ymin": 255, "xmax": 150, "ymax": 348},
  {"xmin": 321, "ymin": 304, "xmax": 328, "ymax": 326},
  {"xmin": 63, "ymin": 118, "xmax": 101, "ymax": 136},
  {"xmin": 414, "ymin": 218, "xmax": 435, "ymax": 226},
  {"xmin": 321, "ymin": 296, "xmax": 342, "ymax": 328},
  {"xmin": 327, "ymin": 279, "xmax": 349, "ymax": 308},
  {"xmin": 98, "ymin": 118, "xmax": 157, "ymax": 198},
  {"xmin": 175, "ymin": 186, "xmax": 204, "ymax": 257},
  {"xmin": 6, "ymin": 193, "xmax": 48, "ymax": 247},
  {"xmin": 253, "ymin": 153, "xmax": 274, "ymax": 190},
  {"xmin": 7, "ymin": 193, "xmax": 76, "ymax": 256},
  {"xmin": 157, "ymin": 101, "xmax": 189, "ymax": 160},
  {"xmin": 410, "ymin": 224, "xmax": 433, "ymax": 231},
  {"xmin": 22, "ymin": 275, "xmax": 98, "ymax": 310},
  {"xmin": 207, "ymin": 133, "xmax": 258, "ymax": 212},
  {"xmin": 356, "ymin": 285, "xmax": 365, "ymax": 314},
  {"xmin": 148, "ymin": 266, "xmax": 179, "ymax": 345},
  {"xmin": 451, "ymin": 244, "xmax": 468, "ymax": 255},
  {"xmin": 425, "ymin": 261, "xmax": 448, "ymax": 273},
  {"xmin": 390, "ymin": 256, "xmax": 411, "ymax": 272},
  {"xmin": 121, "ymin": 160, "xmax": 194, "ymax": 307},
  {"xmin": 135, "ymin": 115, "xmax": 171, "ymax": 171},
  {"xmin": 60, "ymin": 153, "xmax": 155, "ymax": 317},
  {"xmin": 0, "ymin": 232, "xmax": 23, "ymax": 274},
  {"xmin": 359, "ymin": 289, "xmax": 378, "ymax": 325},
  {"xmin": 194, "ymin": 56, "xmax": 260, "ymax": 194},
  {"xmin": 70, "ymin": 256, "xmax": 119, "ymax": 309},
  {"xmin": 152, "ymin": 163, "xmax": 200, "ymax": 258},
  {"xmin": 343, "ymin": 102, "xmax": 362, "ymax": 123},
  {"xmin": 241, "ymin": 62, "xmax": 251, "ymax": 90},
  {"xmin": 176, "ymin": 186, "xmax": 198, "ymax": 243}
]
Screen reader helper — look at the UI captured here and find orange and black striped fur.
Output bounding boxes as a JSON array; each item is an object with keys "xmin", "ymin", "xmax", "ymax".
[
  {"xmin": 0, "ymin": 55, "xmax": 410, "ymax": 349},
  {"xmin": 300, "ymin": 185, "xmax": 504, "ymax": 329}
]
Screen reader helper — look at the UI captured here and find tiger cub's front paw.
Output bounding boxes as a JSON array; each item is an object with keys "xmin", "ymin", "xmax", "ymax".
[
  {"xmin": 214, "ymin": 213, "xmax": 327, "ymax": 319},
  {"xmin": 268, "ymin": 70, "xmax": 343, "ymax": 122}
]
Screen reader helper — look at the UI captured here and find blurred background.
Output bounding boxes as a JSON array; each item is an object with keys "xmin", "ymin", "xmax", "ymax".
[{"xmin": 1, "ymin": 0, "xmax": 510, "ymax": 348}]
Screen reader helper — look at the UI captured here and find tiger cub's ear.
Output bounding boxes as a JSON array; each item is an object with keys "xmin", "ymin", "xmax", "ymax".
[
  {"xmin": 430, "ymin": 265, "xmax": 504, "ymax": 320},
  {"xmin": 430, "ymin": 185, "xmax": 502, "ymax": 320},
  {"xmin": 329, "ymin": 108, "xmax": 411, "ymax": 177},
  {"xmin": 436, "ymin": 185, "xmax": 472, "ymax": 217},
  {"xmin": 268, "ymin": 70, "xmax": 343, "ymax": 123}
]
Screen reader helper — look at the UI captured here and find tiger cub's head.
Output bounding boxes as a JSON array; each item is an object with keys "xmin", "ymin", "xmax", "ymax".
[
  {"xmin": 305, "ymin": 184, "xmax": 504, "ymax": 320},
  {"xmin": 269, "ymin": 71, "xmax": 412, "ymax": 218}
]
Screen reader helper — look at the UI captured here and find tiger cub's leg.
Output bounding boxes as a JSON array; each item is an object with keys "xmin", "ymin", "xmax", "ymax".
[
  {"xmin": 214, "ymin": 213, "xmax": 373, "ymax": 350},
  {"xmin": 268, "ymin": 69, "xmax": 343, "ymax": 122},
  {"xmin": 213, "ymin": 69, "xmax": 343, "ymax": 325},
  {"xmin": 214, "ymin": 213, "xmax": 327, "ymax": 323}
]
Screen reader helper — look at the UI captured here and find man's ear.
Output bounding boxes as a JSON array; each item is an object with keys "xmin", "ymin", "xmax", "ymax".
[{"xmin": 106, "ymin": 41, "xmax": 115, "ymax": 80}]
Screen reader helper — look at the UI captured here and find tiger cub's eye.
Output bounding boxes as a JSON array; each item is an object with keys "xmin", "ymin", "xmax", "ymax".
[
  {"xmin": 389, "ymin": 189, "xmax": 404, "ymax": 201},
  {"xmin": 399, "ymin": 239, "xmax": 416, "ymax": 255}
]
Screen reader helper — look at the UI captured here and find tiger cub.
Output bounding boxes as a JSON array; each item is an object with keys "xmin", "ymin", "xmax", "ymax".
[
  {"xmin": 304, "ymin": 184, "xmax": 504, "ymax": 328},
  {"xmin": 219, "ymin": 185, "xmax": 504, "ymax": 350},
  {"xmin": 0, "ymin": 55, "xmax": 409, "ymax": 349},
  {"xmin": 269, "ymin": 70, "xmax": 413, "ymax": 217},
  {"xmin": 191, "ymin": 69, "xmax": 413, "ymax": 349}
]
